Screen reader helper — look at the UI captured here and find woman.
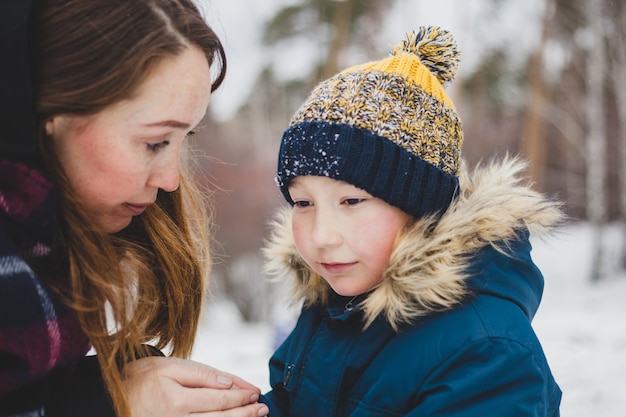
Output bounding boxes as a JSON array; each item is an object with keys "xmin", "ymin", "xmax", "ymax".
[{"xmin": 0, "ymin": 1, "xmax": 269, "ymax": 416}]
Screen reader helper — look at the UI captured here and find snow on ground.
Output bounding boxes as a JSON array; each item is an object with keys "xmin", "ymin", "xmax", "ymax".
[
  {"xmin": 192, "ymin": 222, "xmax": 625, "ymax": 417},
  {"xmin": 531, "ymin": 223, "xmax": 625, "ymax": 417}
]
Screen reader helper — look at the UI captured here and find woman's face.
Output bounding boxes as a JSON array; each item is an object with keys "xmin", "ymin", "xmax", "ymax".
[{"xmin": 46, "ymin": 46, "xmax": 212, "ymax": 233}]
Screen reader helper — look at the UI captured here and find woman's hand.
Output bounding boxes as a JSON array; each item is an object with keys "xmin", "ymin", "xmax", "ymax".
[{"xmin": 123, "ymin": 356, "xmax": 269, "ymax": 417}]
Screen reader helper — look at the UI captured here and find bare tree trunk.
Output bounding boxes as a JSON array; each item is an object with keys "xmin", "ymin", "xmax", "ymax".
[
  {"xmin": 584, "ymin": 0, "xmax": 607, "ymax": 281},
  {"xmin": 319, "ymin": 0, "xmax": 354, "ymax": 80},
  {"xmin": 520, "ymin": 0, "xmax": 554, "ymax": 191},
  {"xmin": 610, "ymin": 3, "xmax": 626, "ymax": 270}
]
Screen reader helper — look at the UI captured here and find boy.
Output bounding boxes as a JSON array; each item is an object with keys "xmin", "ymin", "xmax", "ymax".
[{"xmin": 261, "ymin": 26, "xmax": 562, "ymax": 417}]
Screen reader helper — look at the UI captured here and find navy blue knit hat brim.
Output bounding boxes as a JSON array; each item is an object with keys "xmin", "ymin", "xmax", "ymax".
[{"xmin": 276, "ymin": 121, "xmax": 459, "ymax": 219}]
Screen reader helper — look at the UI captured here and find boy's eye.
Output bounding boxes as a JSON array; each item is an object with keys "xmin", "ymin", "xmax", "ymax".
[
  {"xmin": 293, "ymin": 200, "xmax": 312, "ymax": 208},
  {"xmin": 147, "ymin": 140, "xmax": 170, "ymax": 152},
  {"xmin": 343, "ymin": 198, "xmax": 365, "ymax": 206}
]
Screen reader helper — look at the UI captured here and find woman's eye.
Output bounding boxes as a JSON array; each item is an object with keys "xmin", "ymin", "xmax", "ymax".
[{"xmin": 147, "ymin": 140, "xmax": 170, "ymax": 152}]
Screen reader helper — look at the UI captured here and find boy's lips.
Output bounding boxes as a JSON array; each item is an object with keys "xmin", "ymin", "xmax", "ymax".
[{"xmin": 320, "ymin": 262, "xmax": 357, "ymax": 274}]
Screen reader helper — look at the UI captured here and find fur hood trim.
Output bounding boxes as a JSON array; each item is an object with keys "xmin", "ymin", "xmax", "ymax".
[{"xmin": 263, "ymin": 156, "xmax": 564, "ymax": 330}]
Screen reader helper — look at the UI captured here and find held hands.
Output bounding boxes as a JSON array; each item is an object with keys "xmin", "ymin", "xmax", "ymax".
[{"xmin": 123, "ymin": 356, "xmax": 269, "ymax": 417}]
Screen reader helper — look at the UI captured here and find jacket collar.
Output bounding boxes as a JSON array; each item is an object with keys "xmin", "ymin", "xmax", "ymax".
[
  {"xmin": 264, "ymin": 156, "xmax": 564, "ymax": 330},
  {"xmin": 0, "ymin": 158, "xmax": 58, "ymax": 250}
]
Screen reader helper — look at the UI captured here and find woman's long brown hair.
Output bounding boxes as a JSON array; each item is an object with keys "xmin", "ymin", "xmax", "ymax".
[{"xmin": 32, "ymin": 1, "xmax": 226, "ymax": 415}]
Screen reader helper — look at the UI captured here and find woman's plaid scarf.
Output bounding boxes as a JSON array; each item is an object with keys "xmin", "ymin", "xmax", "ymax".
[{"xmin": 0, "ymin": 158, "xmax": 89, "ymax": 397}]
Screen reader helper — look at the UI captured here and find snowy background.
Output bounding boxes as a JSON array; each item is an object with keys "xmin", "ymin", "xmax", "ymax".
[
  {"xmin": 188, "ymin": 1, "xmax": 624, "ymax": 416},
  {"xmin": 204, "ymin": 0, "xmax": 546, "ymax": 121},
  {"xmin": 191, "ymin": 222, "xmax": 626, "ymax": 417}
]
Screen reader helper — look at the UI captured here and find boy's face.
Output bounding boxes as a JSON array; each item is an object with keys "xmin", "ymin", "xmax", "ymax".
[{"xmin": 289, "ymin": 175, "xmax": 412, "ymax": 296}]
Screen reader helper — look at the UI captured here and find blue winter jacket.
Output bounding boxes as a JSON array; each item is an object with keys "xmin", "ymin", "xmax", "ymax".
[{"xmin": 261, "ymin": 158, "xmax": 563, "ymax": 417}]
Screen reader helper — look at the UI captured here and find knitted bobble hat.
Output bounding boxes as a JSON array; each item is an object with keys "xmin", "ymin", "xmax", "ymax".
[{"xmin": 276, "ymin": 26, "xmax": 463, "ymax": 219}]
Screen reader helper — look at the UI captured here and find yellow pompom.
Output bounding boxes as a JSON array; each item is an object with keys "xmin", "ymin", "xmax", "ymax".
[{"xmin": 392, "ymin": 26, "xmax": 460, "ymax": 85}]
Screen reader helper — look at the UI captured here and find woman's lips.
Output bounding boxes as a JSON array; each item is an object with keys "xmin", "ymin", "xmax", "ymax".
[{"xmin": 123, "ymin": 203, "xmax": 150, "ymax": 216}]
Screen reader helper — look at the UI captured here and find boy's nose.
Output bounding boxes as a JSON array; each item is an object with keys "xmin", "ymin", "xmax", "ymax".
[{"xmin": 311, "ymin": 210, "xmax": 342, "ymax": 247}]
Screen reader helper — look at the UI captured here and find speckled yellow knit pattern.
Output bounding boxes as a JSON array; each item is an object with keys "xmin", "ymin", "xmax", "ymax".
[
  {"xmin": 277, "ymin": 26, "xmax": 463, "ymax": 219},
  {"xmin": 344, "ymin": 54, "xmax": 454, "ymax": 108},
  {"xmin": 291, "ymin": 68, "xmax": 463, "ymax": 176}
]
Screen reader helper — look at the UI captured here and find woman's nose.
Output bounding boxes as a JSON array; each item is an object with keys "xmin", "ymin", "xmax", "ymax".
[{"xmin": 148, "ymin": 156, "xmax": 180, "ymax": 192}]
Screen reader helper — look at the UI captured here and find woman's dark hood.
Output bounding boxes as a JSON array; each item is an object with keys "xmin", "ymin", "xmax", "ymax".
[{"xmin": 1, "ymin": 0, "xmax": 41, "ymax": 164}]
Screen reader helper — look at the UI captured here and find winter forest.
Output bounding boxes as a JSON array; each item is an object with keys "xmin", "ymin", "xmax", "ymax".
[
  {"xmin": 196, "ymin": 0, "xmax": 626, "ymax": 314},
  {"xmin": 185, "ymin": 0, "xmax": 624, "ymax": 415}
]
